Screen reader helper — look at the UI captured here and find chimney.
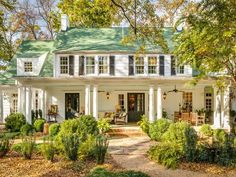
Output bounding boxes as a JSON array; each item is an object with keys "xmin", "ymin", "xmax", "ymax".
[{"xmin": 61, "ymin": 14, "xmax": 70, "ymax": 31}]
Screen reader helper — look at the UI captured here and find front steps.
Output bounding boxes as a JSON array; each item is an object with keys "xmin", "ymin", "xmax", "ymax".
[{"xmin": 108, "ymin": 125, "xmax": 147, "ymax": 137}]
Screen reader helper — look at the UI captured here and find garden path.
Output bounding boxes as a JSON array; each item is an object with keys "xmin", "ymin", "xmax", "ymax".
[{"xmin": 108, "ymin": 136, "xmax": 236, "ymax": 177}]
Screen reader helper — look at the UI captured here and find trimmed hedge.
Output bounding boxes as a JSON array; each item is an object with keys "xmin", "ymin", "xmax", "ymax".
[
  {"xmin": 5, "ymin": 113, "xmax": 26, "ymax": 132},
  {"xmin": 34, "ymin": 119, "xmax": 46, "ymax": 132}
]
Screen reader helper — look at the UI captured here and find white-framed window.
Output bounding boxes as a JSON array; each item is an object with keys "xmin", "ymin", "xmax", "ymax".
[
  {"xmin": 183, "ymin": 92, "xmax": 192, "ymax": 112},
  {"xmin": 60, "ymin": 56, "xmax": 69, "ymax": 74},
  {"xmin": 178, "ymin": 65, "xmax": 185, "ymax": 74},
  {"xmin": 205, "ymin": 92, "xmax": 213, "ymax": 111},
  {"xmin": 11, "ymin": 93, "xmax": 18, "ymax": 113},
  {"xmin": 135, "ymin": 57, "xmax": 144, "ymax": 74},
  {"xmin": 24, "ymin": 62, "xmax": 33, "ymax": 72},
  {"xmin": 99, "ymin": 56, "xmax": 109, "ymax": 74},
  {"xmin": 118, "ymin": 94, "xmax": 125, "ymax": 110},
  {"xmin": 148, "ymin": 56, "xmax": 157, "ymax": 74},
  {"xmin": 86, "ymin": 56, "xmax": 95, "ymax": 74}
]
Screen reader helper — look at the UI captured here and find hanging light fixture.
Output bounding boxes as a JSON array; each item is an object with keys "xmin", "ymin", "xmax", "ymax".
[
  {"xmin": 106, "ymin": 92, "xmax": 110, "ymax": 99},
  {"xmin": 163, "ymin": 85, "xmax": 185, "ymax": 100},
  {"xmin": 163, "ymin": 92, "xmax": 167, "ymax": 100}
]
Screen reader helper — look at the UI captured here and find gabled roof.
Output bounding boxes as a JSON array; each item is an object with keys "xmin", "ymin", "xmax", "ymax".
[
  {"xmin": 0, "ymin": 40, "xmax": 54, "ymax": 85},
  {"xmin": 54, "ymin": 27, "xmax": 175, "ymax": 53}
]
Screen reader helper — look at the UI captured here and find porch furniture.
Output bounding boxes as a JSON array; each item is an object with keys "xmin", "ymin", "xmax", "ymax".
[
  {"xmin": 181, "ymin": 112, "xmax": 191, "ymax": 123},
  {"xmin": 190, "ymin": 112, "xmax": 198, "ymax": 125},
  {"xmin": 196, "ymin": 115, "xmax": 205, "ymax": 125},
  {"xmin": 98, "ymin": 111, "xmax": 115, "ymax": 123},
  {"xmin": 174, "ymin": 111, "xmax": 181, "ymax": 122},
  {"xmin": 47, "ymin": 105, "xmax": 58, "ymax": 122},
  {"xmin": 114, "ymin": 112, "xmax": 128, "ymax": 124}
]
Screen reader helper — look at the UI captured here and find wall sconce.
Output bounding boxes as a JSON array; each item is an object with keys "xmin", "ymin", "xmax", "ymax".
[
  {"xmin": 106, "ymin": 92, "xmax": 110, "ymax": 99},
  {"xmin": 163, "ymin": 92, "xmax": 167, "ymax": 100}
]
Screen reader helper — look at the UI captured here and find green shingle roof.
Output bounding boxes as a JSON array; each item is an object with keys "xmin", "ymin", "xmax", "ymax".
[
  {"xmin": 0, "ymin": 40, "xmax": 54, "ymax": 85},
  {"xmin": 0, "ymin": 27, "xmax": 176, "ymax": 85},
  {"xmin": 54, "ymin": 27, "xmax": 175, "ymax": 53}
]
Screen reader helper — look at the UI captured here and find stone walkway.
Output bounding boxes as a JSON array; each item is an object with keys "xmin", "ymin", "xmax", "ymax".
[{"xmin": 108, "ymin": 136, "xmax": 236, "ymax": 177}]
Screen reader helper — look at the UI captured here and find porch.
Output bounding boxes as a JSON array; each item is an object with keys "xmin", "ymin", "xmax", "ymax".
[{"xmin": 11, "ymin": 78, "xmax": 230, "ymax": 129}]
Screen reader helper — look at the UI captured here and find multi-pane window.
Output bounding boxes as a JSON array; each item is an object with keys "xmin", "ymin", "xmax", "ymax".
[
  {"xmin": 35, "ymin": 91, "xmax": 39, "ymax": 110},
  {"xmin": 118, "ymin": 94, "xmax": 125, "ymax": 110},
  {"xmin": 86, "ymin": 56, "xmax": 95, "ymax": 74},
  {"xmin": 148, "ymin": 56, "xmax": 157, "ymax": 74},
  {"xmin": 60, "ymin": 56, "xmax": 68, "ymax": 74},
  {"xmin": 11, "ymin": 94, "xmax": 18, "ymax": 113},
  {"xmin": 178, "ymin": 65, "xmax": 185, "ymax": 74},
  {"xmin": 135, "ymin": 57, "xmax": 144, "ymax": 74},
  {"xmin": 183, "ymin": 92, "xmax": 192, "ymax": 112},
  {"xmin": 99, "ymin": 56, "xmax": 109, "ymax": 74},
  {"xmin": 205, "ymin": 92, "xmax": 213, "ymax": 111},
  {"xmin": 24, "ymin": 62, "xmax": 33, "ymax": 72}
]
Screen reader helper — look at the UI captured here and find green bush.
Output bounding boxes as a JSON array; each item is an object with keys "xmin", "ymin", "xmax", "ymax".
[
  {"xmin": 20, "ymin": 123, "xmax": 34, "ymax": 136},
  {"xmin": 21, "ymin": 136, "xmax": 35, "ymax": 159},
  {"xmin": 78, "ymin": 115, "xmax": 98, "ymax": 142},
  {"xmin": 56, "ymin": 116, "xmax": 98, "ymax": 149},
  {"xmin": 149, "ymin": 119, "xmax": 172, "ymax": 141},
  {"xmin": 200, "ymin": 124, "xmax": 213, "ymax": 137},
  {"xmin": 97, "ymin": 118, "xmax": 111, "ymax": 134},
  {"xmin": 213, "ymin": 129, "xmax": 227, "ymax": 143},
  {"xmin": 41, "ymin": 139, "xmax": 55, "ymax": 162},
  {"xmin": 62, "ymin": 133, "xmax": 80, "ymax": 161},
  {"xmin": 11, "ymin": 143, "xmax": 22, "ymax": 153},
  {"xmin": 49, "ymin": 123, "xmax": 60, "ymax": 137},
  {"xmin": 78, "ymin": 135, "xmax": 96, "ymax": 160},
  {"xmin": 0, "ymin": 137, "xmax": 12, "ymax": 157},
  {"xmin": 87, "ymin": 167, "xmax": 150, "ymax": 177},
  {"xmin": 148, "ymin": 143, "xmax": 182, "ymax": 169},
  {"xmin": 5, "ymin": 113, "xmax": 26, "ymax": 132},
  {"xmin": 137, "ymin": 115, "xmax": 149, "ymax": 135},
  {"xmin": 34, "ymin": 119, "xmax": 45, "ymax": 132},
  {"xmin": 94, "ymin": 134, "xmax": 109, "ymax": 165}
]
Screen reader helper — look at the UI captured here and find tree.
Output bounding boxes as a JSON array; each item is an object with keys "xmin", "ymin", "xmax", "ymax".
[
  {"xmin": 174, "ymin": 0, "xmax": 236, "ymax": 84},
  {"xmin": 58, "ymin": 0, "xmax": 119, "ymax": 27}
]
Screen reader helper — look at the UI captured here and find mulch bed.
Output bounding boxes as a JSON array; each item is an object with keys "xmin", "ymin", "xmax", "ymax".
[
  {"xmin": 0, "ymin": 152, "xmax": 122, "ymax": 177},
  {"xmin": 180, "ymin": 161, "xmax": 236, "ymax": 175}
]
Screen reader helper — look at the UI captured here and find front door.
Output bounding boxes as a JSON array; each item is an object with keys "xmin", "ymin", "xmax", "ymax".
[
  {"xmin": 65, "ymin": 93, "xmax": 80, "ymax": 119},
  {"xmin": 128, "ymin": 93, "xmax": 145, "ymax": 122}
]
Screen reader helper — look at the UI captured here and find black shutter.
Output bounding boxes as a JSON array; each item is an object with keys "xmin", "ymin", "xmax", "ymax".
[
  {"xmin": 79, "ymin": 56, "xmax": 84, "ymax": 75},
  {"xmin": 110, "ymin": 56, "xmax": 115, "ymax": 75},
  {"xmin": 129, "ymin": 55, "xmax": 134, "ymax": 75},
  {"xmin": 69, "ymin": 55, "xmax": 74, "ymax": 75},
  {"xmin": 171, "ymin": 56, "xmax": 176, "ymax": 76},
  {"xmin": 159, "ymin": 55, "xmax": 165, "ymax": 76}
]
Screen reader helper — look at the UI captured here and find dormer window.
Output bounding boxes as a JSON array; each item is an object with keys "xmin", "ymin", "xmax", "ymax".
[
  {"xmin": 24, "ymin": 62, "xmax": 33, "ymax": 72},
  {"xmin": 178, "ymin": 65, "xmax": 185, "ymax": 74},
  {"xmin": 99, "ymin": 56, "xmax": 108, "ymax": 74},
  {"xmin": 148, "ymin": 56, "xmax": 157, "ymax": 74},
  {"xmin": 60, "ymin": 56, "xmax": 68, "ymax": 74}
]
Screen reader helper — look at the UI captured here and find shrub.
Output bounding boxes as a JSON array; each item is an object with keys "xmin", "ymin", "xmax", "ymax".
[
  {"xmin": 77, "ymin": 115, "xmax": 98, "ymax": 142},
  {"xmin": 34, "ymin": 119, "xmax": 45, "ymax": 132},
  {"xmin": 137, "ymin": 115, "xmax": 149, "ymax": 135},
  {"xmin": 11, "ymin": 143, "xmax": 22, "ymax": 153},
  {"xmin": 149, "ymin": 119, "xmax": 172, "ymax": 141},
  {"xmin": 49, "ymin": 123, "xmax": 60, "ymax": 137},
  {"xmin": 56, "ymin": 116, "xmax": 98, "ymax": 149},
  {"xmin": 213, "ymin": 129, "xmax": 227, "ymax": 144},
  {"xmin": 94, "ymin": 134, "xmax": 109, "ymax": 165},
  {"xmin": 0, "ymin": 137, "xmax": 12, "ymax": 157},
  {"xmin": 97, "ymin": 118, "xmax": 111, "ymax": 134},
  {"xmin": 200, "ymin": 124, "xmax": 213, "ymax": 137},
  {"xmin": 20, "ymin": 123, "xmax": 34, "ymax": 136},
  {"xmin": 61, "ymin": 133, "xmax": 80, "ymax": 161},
  {"xmin": 87, "ymin": 167, "xmax": 150, "ymax": 177},
  {"xmin": 148, "ymin": 143, "xmax": 182, "ymax": 169},
  {"xmin": 41, "ymin": 139, "xmax": 55, "ymax": 162},
  {"xmin": 78, "ymin": 135, "xmax": 96, "ymax": 160},
  {"xmin": 5, "ymin": 113, "xmax": 26, "ymax": 132},
  {"xmin": 21, "ymin": 136, "xmax": 35, "ymax": 159}
]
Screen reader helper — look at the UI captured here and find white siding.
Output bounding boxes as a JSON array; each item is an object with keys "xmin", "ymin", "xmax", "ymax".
[
  {"xmin": 115, "ymin": 55, "xmax": 129, "ymax": 76},
  {"xmin": 164, "ymin": 55, "xmax": 171, "ymax": 76}
]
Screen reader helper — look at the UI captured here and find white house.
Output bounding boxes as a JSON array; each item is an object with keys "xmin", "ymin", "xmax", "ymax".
[{"xmin": 0, "ymin": 15, "xmax": 233, "ymax": 129}]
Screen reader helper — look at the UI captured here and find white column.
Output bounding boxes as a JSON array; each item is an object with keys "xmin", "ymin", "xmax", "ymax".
[
  {"xmin": 0, "ymin": 89, "xmax": 3, "ymax": 123},
  {"xmin": 93, "ymin": 85, "xmax": 98, "ymax": 120},
  {"xmin": 25, "ymin": 87, "xmax": 32, "ymax": 124},
  {"xmin": 157, "ymin": 87, "xmax": 162, "ymax": 119},
  {"xmin": 223, "ymin": 87, "xmax": 230, "ymax": 130},
  {"xmin": 17, "ymin": 87, "xmax": 21, "ymax": 113},
  {"xmin": 85, "ymin": 85, "xmax": 91, "ymax": 115},
  {"xmin": 214, "ymin": 88, "xmax": 221, "ymax": 128},
  {"xmin": 149, "ymin": 85, "xmax": 155, "ymax": 122}
]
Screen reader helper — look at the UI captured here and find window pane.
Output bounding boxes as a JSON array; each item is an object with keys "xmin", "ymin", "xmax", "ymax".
[
  {"xmin": 148, "ymin": 56, "xmax": 157, "ymax": 74},
  {"xmin": 60, "ymin": 57, "xmax": 68, "ymax": 74},
  {"xmin": 24, "ymin": 62, "xmax": 33, "ymax": 72},
  {"xmin": 99, "ymin": 56, "xmax": 108, "ymax": 74},
  {"xmin": 135, "ymin": 57, "xmax": 144, "ymax": 74},
  {"xmin": 86, "ymin": 56, "xmax": 95, "ymax": 74}
]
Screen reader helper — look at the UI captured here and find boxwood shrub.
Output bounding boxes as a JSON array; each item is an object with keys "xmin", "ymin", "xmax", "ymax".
[
  {"xmin": 149, "ymin": 119, "xmax": 172, "ymax": 141},
  {"xmin": 5, "ymin": 113, "xmax": 26, "ymax": 132},
  {"xmin": 34, "ymin": 119, "xmax": 46, "ymax": 132}
]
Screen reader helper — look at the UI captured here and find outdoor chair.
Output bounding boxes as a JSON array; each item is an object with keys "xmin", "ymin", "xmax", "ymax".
[{"xmin": 114, "ymin": 112, "xmax": 128, "ymax": 124}]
